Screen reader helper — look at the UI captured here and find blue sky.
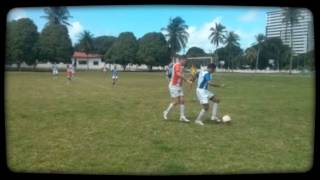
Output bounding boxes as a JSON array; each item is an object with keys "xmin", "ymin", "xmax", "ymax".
[{"xmin": 7, "ymin": 5, "xmax": 279, "ymax": 53}]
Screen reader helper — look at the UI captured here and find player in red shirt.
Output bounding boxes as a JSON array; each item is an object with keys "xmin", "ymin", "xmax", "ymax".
[
  {"xmin": 163, "ymin": 56, "xmax": 192, "ymax": 122},
  {"xmin": 66, "ymin": 64, "xmax": 73, "ymax": 81}
]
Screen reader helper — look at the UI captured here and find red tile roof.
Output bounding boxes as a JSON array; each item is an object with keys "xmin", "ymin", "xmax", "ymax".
[{"xmin": 73, "ymin": 51, "xmax": 102, "ymax": 59}]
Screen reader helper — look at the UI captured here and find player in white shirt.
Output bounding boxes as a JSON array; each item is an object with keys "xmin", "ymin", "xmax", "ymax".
[
  {"xmin": 112, "ymin": 66, "xmax": 118, "ymax": 86},
  {"xmin": 192, "ymin": 63, "xmax": 224, "ymax": 126}
]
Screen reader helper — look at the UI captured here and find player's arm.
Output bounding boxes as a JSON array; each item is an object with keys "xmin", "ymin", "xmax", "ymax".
[
  {"xmin": 175, "ymin": 66, "xmax": 192, "ymax": 84},
  {"xmin": 176, "ymin": 71, "xmax": 192, "ymax": 84}
]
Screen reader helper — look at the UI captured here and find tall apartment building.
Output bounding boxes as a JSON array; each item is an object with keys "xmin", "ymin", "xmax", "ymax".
[{"xmin": 266, "ymin": 8, "xmax": 314, "ymax": 55}]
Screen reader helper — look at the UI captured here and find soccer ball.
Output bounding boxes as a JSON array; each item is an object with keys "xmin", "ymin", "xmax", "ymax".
[{"xmin": 222, "ymin": 115, "xmax": 232, "ymax": 123}]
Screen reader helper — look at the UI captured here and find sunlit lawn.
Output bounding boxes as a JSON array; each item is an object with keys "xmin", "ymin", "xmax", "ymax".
[{"xmin": 5, "ymin": 71, "xmax": 315, "ymax": 174}]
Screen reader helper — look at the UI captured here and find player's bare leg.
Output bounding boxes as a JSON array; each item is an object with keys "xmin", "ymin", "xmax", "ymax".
[
  {"xmin": 210, "ymin": 96, "xmax": 221, "ymax": 122},
  {"xmin": 195, "ymin": 104, "xmax": 209, "ymax": 126},
  {"xmin": 163, "ymin": 97, "xmax": 178, "ymax": 120},
  {"xmin": 179, "ymin": 96, "xmax": 190, "ymax": 122}
]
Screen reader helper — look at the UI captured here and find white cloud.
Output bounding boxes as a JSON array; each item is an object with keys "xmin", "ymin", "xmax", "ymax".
[
  {"xmin": 239, "ymin": 10, "xmax": 258, "ymax": 23},
  {"xmin": 7, "ymin": 8, "xmax": 27, "ymax": 21},
  {"xmin": 234, "ymin": 29, "xmax": 262, "ymax": 49},
  {"xmin": 68, "ymin": 21, "xmax": 84, "ymax": 45},
  {"xmin": 185, "ymin": 16, "xmax": 222, "ymax": 53}
]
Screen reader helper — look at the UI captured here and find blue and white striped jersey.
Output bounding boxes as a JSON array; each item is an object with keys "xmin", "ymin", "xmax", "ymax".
[{"xmin": 196, "ymin": 70, "xmax": 212, "ymax": 90}]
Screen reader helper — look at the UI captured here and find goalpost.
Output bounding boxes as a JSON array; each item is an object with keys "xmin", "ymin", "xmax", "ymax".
[{"xmin": 185, "ymin": 56, "xmax": 214, "ymax": 69}]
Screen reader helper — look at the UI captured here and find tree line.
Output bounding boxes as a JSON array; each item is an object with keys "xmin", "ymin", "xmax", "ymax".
[{"xmin": 6, "ymin": 7, "xmax": 314, "ymax": 72}]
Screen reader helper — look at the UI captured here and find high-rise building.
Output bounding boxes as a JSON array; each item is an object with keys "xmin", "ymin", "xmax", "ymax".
[{"xmin": 266, "ymin": 8, "xmax": 314, "ymax": 55}]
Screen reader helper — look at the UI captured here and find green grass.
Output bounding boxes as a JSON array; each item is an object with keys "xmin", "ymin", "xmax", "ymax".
[{"xmin": 5, "ymin": 71, "xmax": 315, "ymax": 175}]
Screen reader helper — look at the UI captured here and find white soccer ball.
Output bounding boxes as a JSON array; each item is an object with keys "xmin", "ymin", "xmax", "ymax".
[{"xmin": 222, "ymin": 115, "xmax": 232, "ymax": 123}]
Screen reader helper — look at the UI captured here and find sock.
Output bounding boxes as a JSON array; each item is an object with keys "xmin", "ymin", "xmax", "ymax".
[
  {"xmin": 165, "ymin": 103, "xmax": 174, "ymax": 113},
  {"xmin": 196, "ymin": 109, "xmax": 206, "ymax": 121},
  {"xmin": 180, "ymin": 104, "xmax": 185, "ymax": 118},
  {"xmin": 212, "ymin": 103, "xmax": 218, "ymax": 118}
]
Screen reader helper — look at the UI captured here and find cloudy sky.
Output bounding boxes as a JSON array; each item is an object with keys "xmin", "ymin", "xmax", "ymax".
[{"xmin": 7, "ymin": 5, "xmax": 279, "ymax": 53}]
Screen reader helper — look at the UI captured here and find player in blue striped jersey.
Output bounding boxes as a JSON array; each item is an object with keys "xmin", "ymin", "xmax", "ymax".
[{"xmin": 192, "ymin": 63, "xmax": 224, "ymax": 126}]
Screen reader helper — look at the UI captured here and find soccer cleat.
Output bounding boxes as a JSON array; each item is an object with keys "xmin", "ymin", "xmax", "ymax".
[
  {"xmin": 163, "ymin": 111, "xmax": 168, "ymax": 120},
  {"xmin": 195, "ymin": 120, "xmax": 204, "ymax": 126},
  {"xmin": 211, "ymin": 116, "xmax": 221, "ymax": 122},
  {"xmin": 180, "ymin": 116, "xmax": 190, "ymax": 122}
]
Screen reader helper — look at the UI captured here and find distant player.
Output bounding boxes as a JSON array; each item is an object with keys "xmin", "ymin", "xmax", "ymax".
[
  {"xmin": 163, "ymin": 56, "xmax": 192, "ymax": 122},
  {"xmin": 192, "ymin": 63, "xmax": 224, "ymax": 126},
  {"xmin": 66, "ymin": 64, "xmax": 73, "ymax": 81},
  {"xmin": 52, "ymin": 62, "xmax": 59, "ymax": 79},
  {"xmin": 112, "ymin": 66, "xmax": 118, "ymax": 86}
]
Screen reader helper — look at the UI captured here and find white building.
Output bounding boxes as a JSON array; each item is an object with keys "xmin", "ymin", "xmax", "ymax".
[
  {"xmin": 71, "ymin": 51, "xmax": 104, "ymax": 70},
  {"xmin": 266, "ymin": 8, "xmax": 314, "ymax": 55}
]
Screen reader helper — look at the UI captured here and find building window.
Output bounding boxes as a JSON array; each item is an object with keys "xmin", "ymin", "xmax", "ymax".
[
  {"xmin": 79, "ymin": 61, "xmax": 87, "ymax": 65},
  {"xmin": 93, "ymin": 61, "xmax": 99, "ymax": 65}
]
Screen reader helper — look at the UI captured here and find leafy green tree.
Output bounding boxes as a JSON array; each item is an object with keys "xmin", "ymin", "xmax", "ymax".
[
  {"xmin": 38, "ymin": 24, "xmax": 73, "ymax": 63},
  {"xmin": 105, "ymin": 32, "xmax": 138, "ymax": 71},
  {"xmin": 258, "ymin": 37, "xmax": 291, "ymax": 70},
  {"xmin": 186, "ymin": 47, "xmax": 206, "ymax": 57},
  {"xmin": 92, "ymin": 36, "xmax": 116, "ymax": 57},
  {"xmin": 78, "ymin": 30, "xmax": 94, "ymax": 57},
  {"xmin": 137, "ymin": 32, "xmax": 170, "ymax": 71},
  {"xmin": 6, "ymin": 18, "xmax": 39, "ymax": 70},
  {"xmin": 161, "ymin": 17, "xmax": 189, "ymax": 59},
  {"xmin": 41, "ymin": 7, "xmax": 72, "ymax": 26},
  {"xmin": 244, "ymin": 47, "xmax": 257, "ymax": 69}
]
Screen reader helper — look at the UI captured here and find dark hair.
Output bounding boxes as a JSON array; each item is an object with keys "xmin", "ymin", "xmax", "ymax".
[{"xmin": 207, "ymin": 63, "xmax": 216, "ymax": 70}]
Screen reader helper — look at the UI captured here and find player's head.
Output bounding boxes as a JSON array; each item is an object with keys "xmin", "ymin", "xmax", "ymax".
[
  {"xmin": 207, "ymin": 63, "xmax": 217, "ymax": 73},
  {"xmin": 179, "ymin": 56, "xmax": 187, "ymax": 65}
]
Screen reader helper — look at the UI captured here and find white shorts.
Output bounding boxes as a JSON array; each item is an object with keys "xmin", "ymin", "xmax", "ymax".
[
  {"xmin": 169, "ymin": 84, "xmax": 184, "ymax": 98},
  {"xmin": 112, "ymin": 76, "xmax": 118, "ymax": 79},
  {"xmin": 196, "ymin": 88, "xmax": 214, "ymax": 104}
]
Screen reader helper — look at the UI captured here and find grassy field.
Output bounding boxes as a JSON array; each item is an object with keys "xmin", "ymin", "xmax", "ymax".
[{"xmin": 5, "ymin": 71, "xmax": 315, "ymax": 175}]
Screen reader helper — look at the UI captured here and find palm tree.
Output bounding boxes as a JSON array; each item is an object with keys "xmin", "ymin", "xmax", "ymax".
[
  {"xmin": 79, "ymin": 30, "xmax": 94, "ymax": 70},
  {"xmin": 209, "ymin": 23, "xmax": 227, "ymax": 64},
  {"xmin": 161, "ymin": 17, "xmax": 189, "ymax": 62},
  {"xmin": 254, "ymin": 34, "xmax": 266, "ymax": 71},
  {"xmin": 225, "ymin": 31, "xmax": 240, "ymax": 70},
  {"xmin": 209, "ymin": 23, "xmax": 227, "ymax": 48},
  {"xmin": 42, "ymin": 7, "xmax": 72, "ymax": 26},
  {"xmin": 282, "ymin": 7, "xmax": 302, "ymax": 74}
]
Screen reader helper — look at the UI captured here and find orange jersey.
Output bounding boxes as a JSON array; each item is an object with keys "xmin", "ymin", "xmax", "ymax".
[
  {"xmin": 170, "ymin": 62, "xmax": 183, "ymax": 86},
  {"xmin": 66, "ymin": 68, "xmax": 72, "ymax": 77}
]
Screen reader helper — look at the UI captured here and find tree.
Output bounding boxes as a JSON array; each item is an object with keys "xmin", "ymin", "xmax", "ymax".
[
  {"xmin": 78, "ymin": 30, "xmax": 94, "ymax": 56},
  {"xmin": 282, "ymin": 8, "xmax": 302, "ymax": 74},
  {"xmin": 41, "ymin": 7, "xmax": 72, "ymax": 26},
  {"xmin": 186, "ymin": 47, "xmax": 206, "ymax": 57},
  {"xmin": 6, "ymin": 18, "xmax": 39, "ymax": 70},
  {"xmin": 92, "ymin": 36, "xmax": 117, "ymax": 58},
  {"xmin": 38, "ymin": 24, "xmax": 73, "ymax": 63},
  {"xmin": 254, "ymin": 34, "xmax": 266, "ymax": 71},
  {"xmin": 105, "ymin": 32, "xmax": 138, "ymax": 71},
  {"xmin": 137, "ymin": 32, "xmax": 170, "ymax": 71},
  {"xmin": 244, "ymin": 47, "xmax": 257, "ymax": 69},
  {"xmin": 225, "ymin": 31, "xmax": 240, "ymax": 70},
  {"xmin": 258, "ymin": 37, "xmax": 291, "ymax": 70},
  {"xmin": 209, "ymin": 22, "xmax": 226, "ymax": 62},
  {"xmin": 161, "ymin": 16, "xmax": 189, "ymax": 59}
]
